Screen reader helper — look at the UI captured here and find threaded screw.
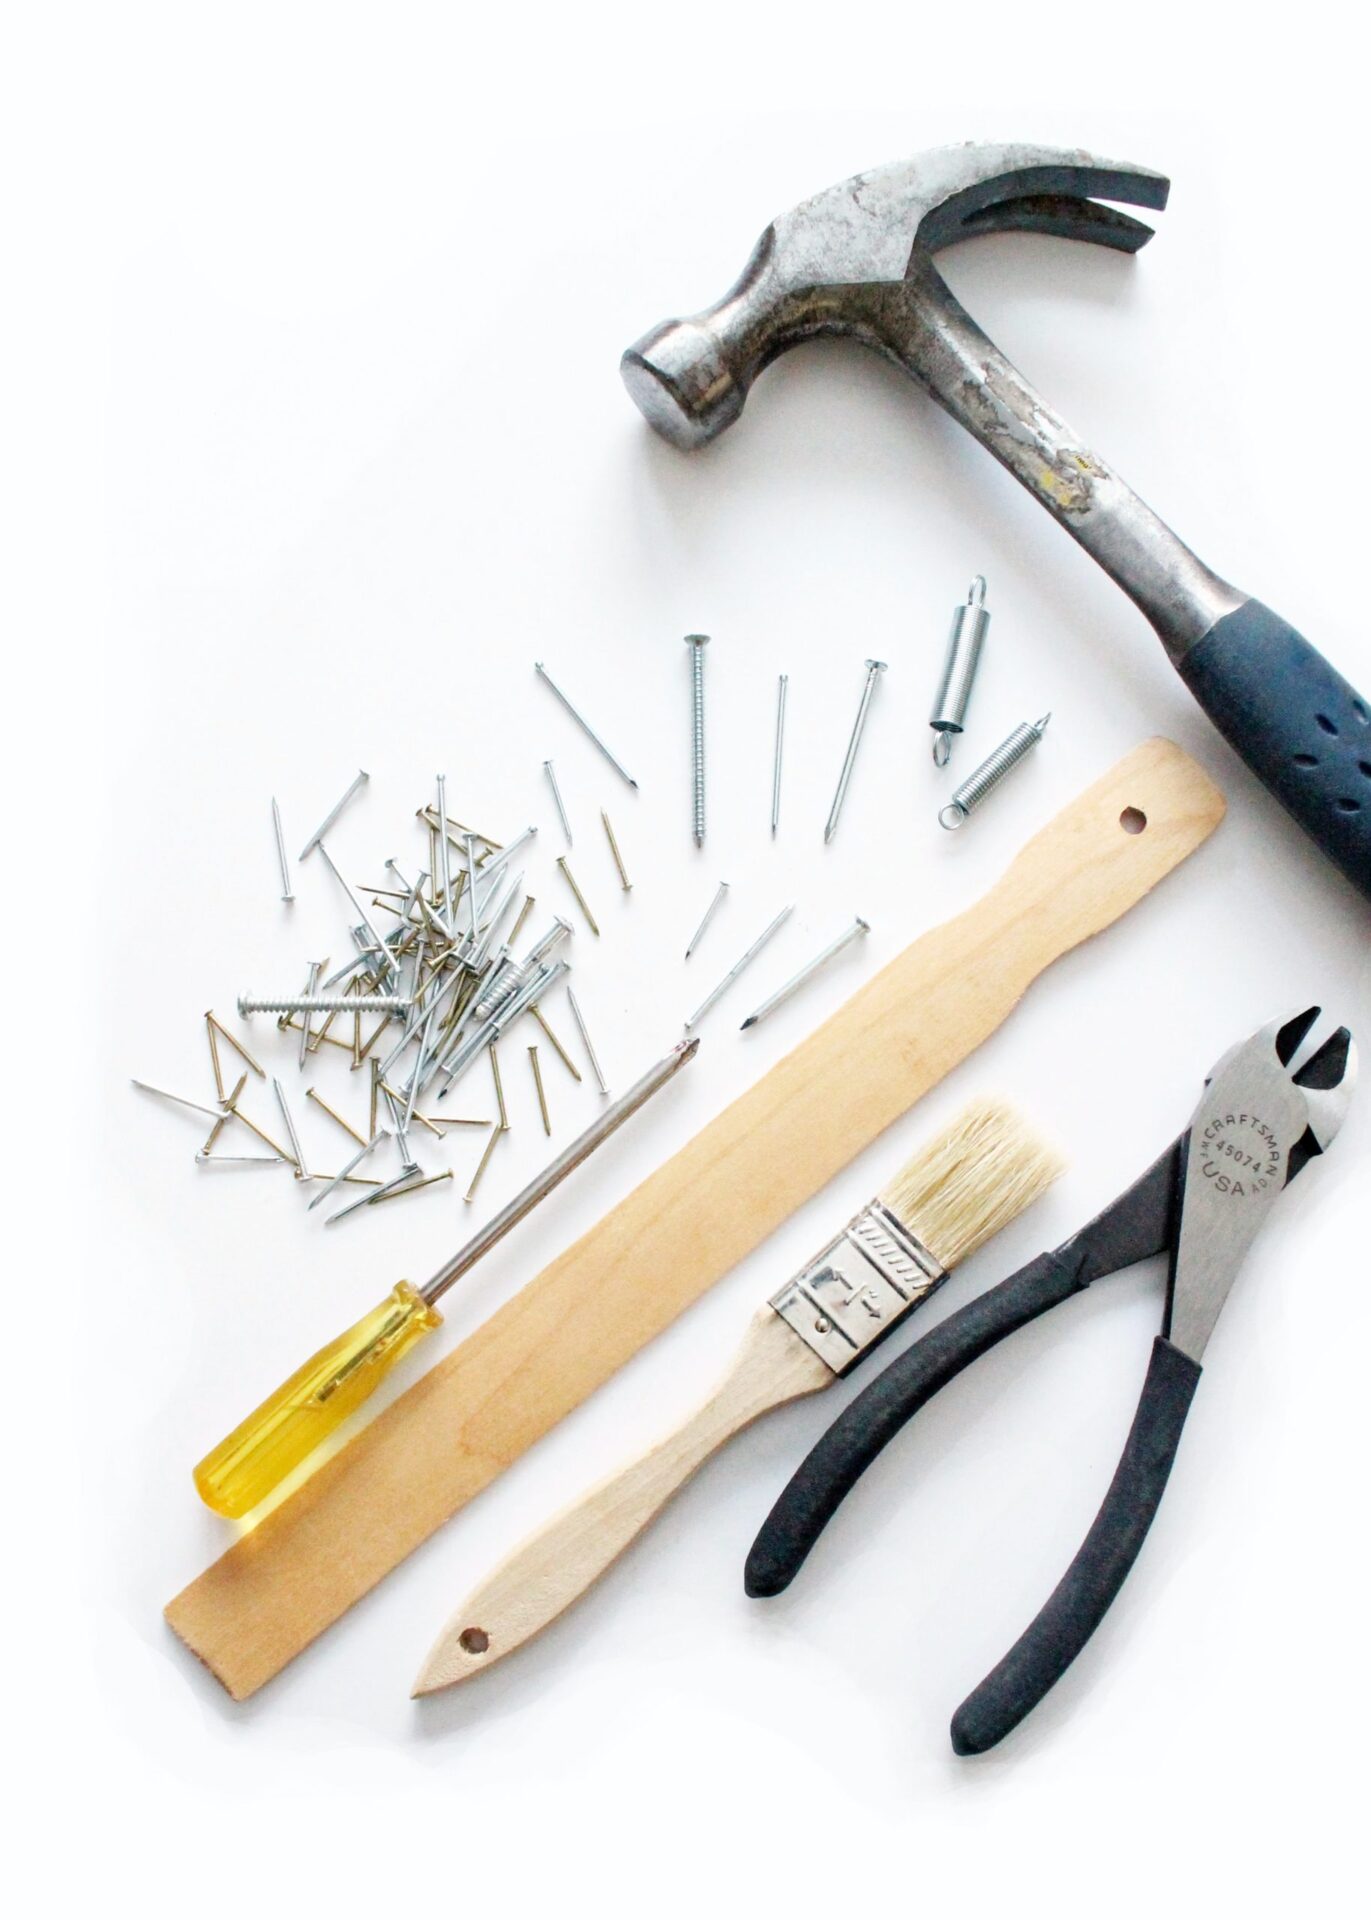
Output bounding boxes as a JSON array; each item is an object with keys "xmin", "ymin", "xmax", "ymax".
[
  {"xmin": 238, "ymin": 992, "xmax": 411, "ymax": 1017},
  {"xmin": 685, "ymin": 633, "xmax": 709, "ymax": 846}
]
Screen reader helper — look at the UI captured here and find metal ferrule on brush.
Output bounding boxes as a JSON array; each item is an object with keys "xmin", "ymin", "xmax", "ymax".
[{"xmin": 769, "ymin": 1201, "xmax": 946, "ymax": 1375}]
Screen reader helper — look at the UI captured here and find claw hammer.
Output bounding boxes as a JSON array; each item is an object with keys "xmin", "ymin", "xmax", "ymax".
[{"xmin": 621, "ymin": 143, "xmax": 1371, "ymax": 901}]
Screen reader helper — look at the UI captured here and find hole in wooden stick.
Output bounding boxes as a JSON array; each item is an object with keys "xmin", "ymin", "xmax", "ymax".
[{"xmin": 1119, "ymin": 807, "xmax": 1147, "ymax": 835}]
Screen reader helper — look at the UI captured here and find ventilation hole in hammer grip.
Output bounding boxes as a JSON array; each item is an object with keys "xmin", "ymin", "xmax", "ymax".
[
  {"xmin": 1361, "ymin": 762, "xmax": 1371, "ymax": 780},
  {"xmin": 1118, "ymin": 807, "xmax": 1147, "ymax": 835},
  {"xmin": 1336, "ymin": 798, "xmax": 1362, "ymax": 813},
  {"xmin": 1316, "ymin": 714, "xmax": 1340, "ymax": 735},
  {"xmin": 1355, "ymin": 701, "xmax": 1369, "ymax": 725},
  {"xmin": 1294, "ymin": 754, "xmax": 1319, "ymax": 768}
]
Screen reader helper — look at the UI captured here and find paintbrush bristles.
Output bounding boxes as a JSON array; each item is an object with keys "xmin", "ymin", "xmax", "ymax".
[{"xmin": 878, "ymin": 1098, "xmax": 1064, "ymax": 1272}]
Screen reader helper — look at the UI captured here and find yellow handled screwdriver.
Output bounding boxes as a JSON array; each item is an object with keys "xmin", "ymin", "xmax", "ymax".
[{"xmin": 194, "ymin": 1039, "xmax": 699, "ymax": 1518}]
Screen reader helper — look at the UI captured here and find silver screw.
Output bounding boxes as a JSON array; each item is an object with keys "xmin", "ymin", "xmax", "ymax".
[
  {"xmin": 684, "ymin": 880, "xmax": 729, "ymax": 960},
  {"xmin": 544, "ymin": 760, "xmax": 573, "ymax": 844},
  {"xmin": 239, "ymin": 992, "xmax": 410, "ymax": 1017},
  {"xmin": 271, "ymin": 797, "xmax": 294, "ymax": 902},
  {"xmin": 685, "ymin": 905, "xmax": 794, "ymax": 1029},
  {"xmin": 938, "ymin": 715, "xmax": 1051, "ymax": 830},
  {"xmin": 771, "ymin": 674, "xmax": 788, "ymax": 836},
  {"xmin": 824, "ymin": 660, "xmax": 886, "ymax": 844},
  {"xmin": 739, "ymin": 916, "xmax": 870, "ymax": 1030},
  {"xmin": 684, "ymin": 633, "xmax": 708, "ymax": 845},
  {"xmin": 535, "ymin": 662, "xmax": 639, "ymax": 790},
  {"xmin": 298, "ymin": 768, "xmax": 369, "ymax": 860}
]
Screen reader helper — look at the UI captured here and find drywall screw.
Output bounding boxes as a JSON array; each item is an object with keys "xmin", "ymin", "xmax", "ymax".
[
  {"xmin": 529, "ymin": 1045, "xmax": 551, "ymax": 1135},
  {"xmin": 740, "ymin": 916, "xmax": 870, "ymax": 1030},
  {"xmin": 567, "ymin": 985, "xmax": 609, "ymax": 1095},
  {"xmin": 684, "ymin": 879, "xmax": 729, "ymax": 960},
  {"xmin": 239, "ymin": 992, "xmax": 410, "ymax": 1017},
  {"xmin": 771, "ymin": 673, "xmax": 788, "ymax": 835},
  {"xmin": 544, "ymin": 761, "xmax": 572, "ymax": 844},
  {"xmin": 938, "ymin": 715, "xmax": 1051, "ymax": 830},
  {"xmin": 825, "ymin": 660, "xmax": 887, "ymax": 843},
  {"xmin": 131, "ymin": 1079, "xmax": 229, "ymax": 1123},
  {"xmin": 929, "ymin": 577, "xmax": 991, "ymax": 767},
  {"xmin": 206, "ymin": 1011, "xmax": 264, "ymax": 1077},
  {"xmin": 529, "ymin": 1002, "xmax": 582, "ymax": 1081},
  {"xmin": 271, "ymin": 797, "xmax": 294, "ymax": 902},
  {"xmin": 601, "ymin": 809, "xmax": 632, "ymax": 891},
  {"xmin": 684, "ymin": 633, "xmax": 708, "ymax": 845},
  {"xmin": 305, "ymin": 1085, "xmax": 369, "ymax": 1148},
  {"xmin": 556, "ymin": 855, "xmax": 599, "ymax": 936},
  {"xmin": 464, "ymin": 1122, "xmax": 503, "ymax": 1203},
  {"xmin": 534, "ymin": 662, "xmax": 639, "ymax": 789},
  {"xmin": 272, "ymin": 1076, "xmax": 310, "ymax": 1181},
  {"xmin": 299, "ymin": 768, "xmax": 369, "ymax": 859},
  {"xmin": 685, "ymin": 905, "xmax": 794, "ymax": 1029}
]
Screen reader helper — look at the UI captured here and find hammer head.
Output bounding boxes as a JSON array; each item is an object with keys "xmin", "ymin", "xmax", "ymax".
[{"xmin": 622, "ymin": 143, "xmax": 1169, "ymax": 449}]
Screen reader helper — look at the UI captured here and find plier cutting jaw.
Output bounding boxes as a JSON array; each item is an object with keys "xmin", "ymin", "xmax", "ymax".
[{"xmin": 744, "ymin": 1009, "xmax": 1356, "ymax": 1753}]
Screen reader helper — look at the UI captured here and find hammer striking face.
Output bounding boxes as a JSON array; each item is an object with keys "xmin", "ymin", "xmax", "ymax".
[{"xmin": 623, "ymin": 143, "xmax": 1371, "ymax": 903}]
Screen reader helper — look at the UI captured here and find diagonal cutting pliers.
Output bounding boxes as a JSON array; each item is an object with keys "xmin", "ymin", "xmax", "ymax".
[{"xmin": 744, "ymin": 1009, "xmax": 1357, "ymax": 1752}]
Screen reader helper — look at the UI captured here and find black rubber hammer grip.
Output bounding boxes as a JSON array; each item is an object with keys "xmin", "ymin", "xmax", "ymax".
[{"xmin": 1180, "ymin": 601, "xmax": 1371, "ymax": 898}]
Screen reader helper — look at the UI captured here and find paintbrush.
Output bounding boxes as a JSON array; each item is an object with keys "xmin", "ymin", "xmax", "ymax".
[{"xmin": 414, "ymin": 1097, "xmax": 1063, "ymax": 1694}]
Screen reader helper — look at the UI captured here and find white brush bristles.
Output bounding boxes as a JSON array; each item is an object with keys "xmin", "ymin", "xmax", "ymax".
[{"xmin": 878, "ymin": 1098, "xmax": 1064, "ymax": 1272}]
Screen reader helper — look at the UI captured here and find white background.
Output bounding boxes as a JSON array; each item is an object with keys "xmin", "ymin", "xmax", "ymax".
[{"xmin": 11, "ymin": 5, "xmax": 1370, "ymax": 1914}]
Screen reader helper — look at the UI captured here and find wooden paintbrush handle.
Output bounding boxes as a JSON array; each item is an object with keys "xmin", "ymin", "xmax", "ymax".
[
  {"xmin": 167, "ymin": 740, "xmax": 1224, "ymax": 1700},
  {"xmin": 414, "ymin": 1309, "xmax": 830, "ymax": 1693}
]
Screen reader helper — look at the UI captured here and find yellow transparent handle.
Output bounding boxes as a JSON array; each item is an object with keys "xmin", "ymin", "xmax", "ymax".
[{"xmin": 194, "ymin": 1282, "xmax": 442, "ymax": 1519}]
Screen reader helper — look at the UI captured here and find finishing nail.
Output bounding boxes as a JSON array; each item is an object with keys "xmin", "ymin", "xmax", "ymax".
[
  {"xmin": 271, "ymin": 797, "xmax": 294, "ymax": 902},
  {"xmin": 739, "ymin": 917, "xmax": 869, "ymax": 1030},
  {"xmin": 299, "ymin": 769, "xmax": 369, "ymax": 860},
  {"xmin": 684, "ymin": 880, "xmax": 729, "ymax": 960},
  {"xmin": 824, "ymin": 660, "xmax": 886, "ymax": 844},
  {"xmin": 534, "ymin": 662, "xmax": 639, "ymax": 789},
  {"xmin": 544, "ymin": 761, "xmax": 573, "ymax": 844}
]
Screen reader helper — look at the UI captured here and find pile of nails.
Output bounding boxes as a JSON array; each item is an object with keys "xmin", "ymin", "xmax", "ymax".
[
  {"xmin": 136, "ymin": 768, "xmax": 612, "ymax": 1223},
  {"xmin": 135, "ymin": 606, "xmax": 1049, "ymax": 1223}
]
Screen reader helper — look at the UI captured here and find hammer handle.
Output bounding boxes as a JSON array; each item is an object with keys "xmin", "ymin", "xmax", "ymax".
[
  {"xmin": 892, "ymin": 267, "xmax": 1371, "ymax": 900},
  {"xmin": 1178, "ymin": 601, "xmax": 1371, "ymax": 900}
]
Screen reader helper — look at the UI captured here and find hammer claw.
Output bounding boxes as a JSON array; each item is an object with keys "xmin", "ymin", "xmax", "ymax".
[{"xmin": 954, "ymin": 192, "xmax": 1158, "ymax": 255}]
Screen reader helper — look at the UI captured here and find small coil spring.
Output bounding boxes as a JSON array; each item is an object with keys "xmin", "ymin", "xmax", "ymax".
[{"xmin": 939, "ymin": 715, "xmax": 1051, "ymax": 830}]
